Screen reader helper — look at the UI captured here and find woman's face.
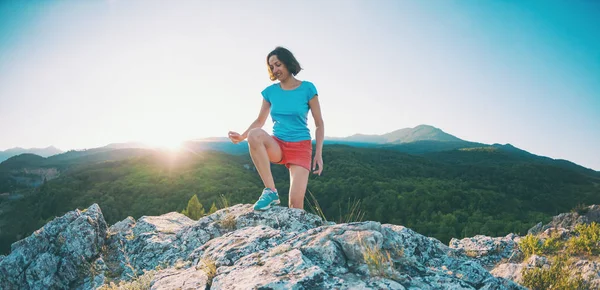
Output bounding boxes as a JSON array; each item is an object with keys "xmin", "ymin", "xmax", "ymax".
[{"xmin": 268, "ymin": 55, "xmax": 288, "ymax": 81}]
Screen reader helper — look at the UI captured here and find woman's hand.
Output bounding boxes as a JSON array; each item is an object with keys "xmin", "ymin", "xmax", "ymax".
[
  {"xmin": 312, "ymin": 154, "xmax": 323, "ymax": 175},
  {"xmin": 228, "ymin": 131, "xmax": 245, "ymax": 144}
]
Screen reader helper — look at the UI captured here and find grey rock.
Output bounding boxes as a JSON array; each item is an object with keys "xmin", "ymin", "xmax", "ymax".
[
  {"xmin": 583, "ymin": 205, "xmax": 600, "ymax": 223},
  {"xmin": 190, "ymin": 226, "xmax": 289, "ymax": 267},
  {"xmin": 211, "ymin": 248, "xmax": 329, "ymax": 289},
  {"xmin": 108, "ymin": 216, "xmax": 136, "ymax": 234},
  {"xmin": 75, "ymin": 258, "xmax": 109, "ymax": 290},
  {"xmin": 0, "ymin": 202, "xmax": 529, "ymax": 290},
  {"xmin": 572, "ymin": 259, "xmax": 600, "ymax": 288},
  {"xmin": 150, "ymin": 267, "xmax": 209, "ymax": 290},
  {"xmin": 490, "ymin": 255, "xmax": 548, "ymax": 284},
  {"xmin": 525, "ymin": 254, "xmax": 548, "ymax": 268},
  {"xmin": 535, "ymin": 204, "xmax": 600, "ymax": 233},
  {"xmin": 97, "ymin": 203, "xmax": 325, "ymax": 283},
  {"xmin": 543, "ymin": 212, "xmax": 585, "ymax": 231},
  {"xmin": 125, "ymin": 212, "xmax": 196, "ymax": 272},
  {"xmin": 490, "ymin": 263, "xmax": 525, "ymax": 285},
  {"xmin": 205, "ymin": 221, "xmax": 522, "ymax": 289},
  {"xmin": 527, "ymin": 222, "xmax": 543, "ymax": 235},
  {"xmin": 0, "ymin": 204, "xmax": 107, "ymax": 290},
  {"xmin": 449, "ymin": 233, "xmax": 521, "ymax": 269},
  {"xmin": 538, "ymin": 227, "xmax": 570, "ymax": 240}
]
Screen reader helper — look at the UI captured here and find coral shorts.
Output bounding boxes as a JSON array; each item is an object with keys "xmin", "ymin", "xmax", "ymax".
[{"xmin": 272, "ymin": 136, "xmax": 313, "ymax": 171}]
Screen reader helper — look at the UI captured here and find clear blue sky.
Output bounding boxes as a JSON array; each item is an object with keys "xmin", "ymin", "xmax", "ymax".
[{"xmin": 1, "ymin": 0, "xmax": 599, "ymax": 170}]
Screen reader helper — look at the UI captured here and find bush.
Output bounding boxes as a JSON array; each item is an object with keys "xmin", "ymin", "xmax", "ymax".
[
  {"xmin": 98, "ymin": 269, "xmax": 156, "ymax": 290},
  {"xmin": 519, "ymin": 234, "xmax": 543, "ymax": 258},
  {"xmin": 181, "ymin": 194, "xmax": 205, "ymax": 220},
  {"xmin": 522, "ymin": 254, "xmax": 589, "ymax": 290},
  {"xmin": 541, "ymin": 231, "xmax": 564, "ymax": 255},
  {"xmin": 566, "ymin": 222, "xmax": 600, "ymax": 256}
]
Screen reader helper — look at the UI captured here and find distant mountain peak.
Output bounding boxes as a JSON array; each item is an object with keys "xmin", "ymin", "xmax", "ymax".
[
  {"xmin": 383, "ymin": 124, "xmax": 464, "ymax": 144},
  {"xmin": 327, "ymin": 124, "xmax": 464, "ymax": 144},
  {"xmin": 0, "ymin": 146, "xmax": 64, "ymax": 162},
  {"xmin": 3, "ymin": 145, "xmax": 61, "ymax": 151},
  {"xmin": 414, "ymin": 124, "xmax": 437, "ymax": 129}
]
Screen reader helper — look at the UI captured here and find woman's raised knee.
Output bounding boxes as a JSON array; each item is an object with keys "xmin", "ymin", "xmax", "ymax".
[{"xmin": 247, "ymin": 128, "xmax": 267, "ymax": 144}]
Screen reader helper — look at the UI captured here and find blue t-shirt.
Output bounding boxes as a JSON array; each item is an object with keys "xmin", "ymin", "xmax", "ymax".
[{"xmin": 261, "ymin": 81, "xmax": 318, "ymax": 142}]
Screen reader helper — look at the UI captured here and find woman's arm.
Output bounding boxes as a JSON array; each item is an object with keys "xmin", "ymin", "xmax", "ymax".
[
  {"xmin": 228, "ymin": 99, "xmax": 271, "ymax": 143},
  {"xmin": 309, "ymin": 95, "xmax": 324, "ymax": 175},
  {"xmin": 241, "ymin": 99, "xmax": 271, "ymax": 139}
]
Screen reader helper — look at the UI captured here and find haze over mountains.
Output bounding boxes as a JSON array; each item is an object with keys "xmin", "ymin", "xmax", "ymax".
[
  {"xmin": 1, "ymin": 124, "xmax": 597, "ymax": 172},
  {"xmin": 3, "ymin": 125, "xmax": 479, "ymax": 153},
  {"xmin": 1, "ymin": 125, "xmax": 468, "ymax": 152},
  {"xmin": 0, "ymin": 146, "xmax": 63, "ymax": 162}
]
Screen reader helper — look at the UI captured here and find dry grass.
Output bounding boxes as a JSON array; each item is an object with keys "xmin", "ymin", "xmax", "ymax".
[
  {"xmin": 359, "ymin": 234, "xmax": 397, "ymax": 279},
  {"xmin": 305, "ymin": 189, "xmax": 327, "ymax": 222},
  {"xmin": 464, "ymin": 249, "xmax": 480, "ymax": 258},
  {"xmin": 218, "ymin": 194, "xmax": 230, "ymax": 210},
  {"xmin": 197, "ymin": 258, "xmax": 217, "ymax": 286},
  {"xmin": 97, "ymin": 269, "xmax": 156, "ymax": 290},
  {"xmin": 306, "ymin": 189, "xmax": 365, "ymax": 224},
  {"xmin": 219, "ymin": 214, "xmax": 237, "ymax": 230},
  {"xmin": 173, "ymin": 259, "xmax": 191, "ymax": 270},
  {"xmin": 338, "ymin": 197, "xmax": 366, "ymax": 224}
]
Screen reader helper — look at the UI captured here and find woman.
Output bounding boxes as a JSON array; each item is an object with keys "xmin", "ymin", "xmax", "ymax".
[{"xmin": 228, "ymin": 46, "xmax": 324, "ymax": 211}]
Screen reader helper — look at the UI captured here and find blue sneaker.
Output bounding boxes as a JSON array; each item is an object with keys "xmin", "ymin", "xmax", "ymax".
[{"xmin": 253, "ymin": 188, "xmax": 280, "ymax": 211}]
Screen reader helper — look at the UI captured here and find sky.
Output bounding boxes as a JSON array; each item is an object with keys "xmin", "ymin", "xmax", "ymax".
[{"xmin": 0, "ymin": 0, "xmax": 599, "ymax": 170}]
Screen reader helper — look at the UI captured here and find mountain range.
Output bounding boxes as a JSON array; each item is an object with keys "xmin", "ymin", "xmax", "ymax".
[
  {"xmin": 3, "ymin": 124, "xmax": 584, "ymax": 167},
  {"xmin": 0, "ymin": 124, "xmax": 474, "ymax": 156}
]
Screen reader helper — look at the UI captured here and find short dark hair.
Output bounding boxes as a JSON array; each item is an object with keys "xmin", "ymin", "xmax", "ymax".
[{"xmin": 267, "ymin": 46, "xmax": 302, "ymax": 81}]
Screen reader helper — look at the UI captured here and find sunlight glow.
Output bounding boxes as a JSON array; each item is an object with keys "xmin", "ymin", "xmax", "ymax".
[
  {"xmin": 1, "ymin": 0, "xmax": 598, "ymax": 170},
  {"xmin": 143, "ymin": 137, "xmax": 183, "ymax": 151}
]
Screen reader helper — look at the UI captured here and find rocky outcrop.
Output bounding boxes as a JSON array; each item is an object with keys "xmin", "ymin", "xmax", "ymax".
[
  {"xmin": 103, "ymin": 204, "xmax": 323, "ymax": 281},
  {"xmin": 449, "ymin": 234, "xmax": 521, "ymax": 270},
  {"xmin": 9, "ymin": 167, "xmax": 60, "ymax": 188},
  {"xmin": 572, "ymin": 259, "xmax": 600, "ymax": 286},
  {"xmin": 0, "ymin": 203, "xmax": 523, "ymax": 289},
  {"xmin": 527, "ymin": 205, "xmax": 600, "ymax": 235},
  {"xmin": 0, "ymin": 204, "xmax": 107, "ymax": 289},
  {"xmin": 451, "ymin": 205, "xmax": 600, "ymax": 288},
  {"xmin": 488, "ymin": 255, "xmax": 548, "ymax": 285},
  {"xmin": 203, "ymin": 221, "xmax": 522, "ymax": 289}
]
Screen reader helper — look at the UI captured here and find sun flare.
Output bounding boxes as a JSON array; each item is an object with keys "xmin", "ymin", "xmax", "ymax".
[{"xmin": 143, "ymin": 137, "xmax": 183, "ymax": 150}]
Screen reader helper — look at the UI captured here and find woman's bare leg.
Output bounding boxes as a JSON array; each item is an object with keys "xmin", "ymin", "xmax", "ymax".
[
  {"xmin": 288, "ymin": 165, "xmax": 310, "ymax": 209},
  {"xmin": 247, "ymin": 128, "xmax": 282, "ymax": 190}
]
